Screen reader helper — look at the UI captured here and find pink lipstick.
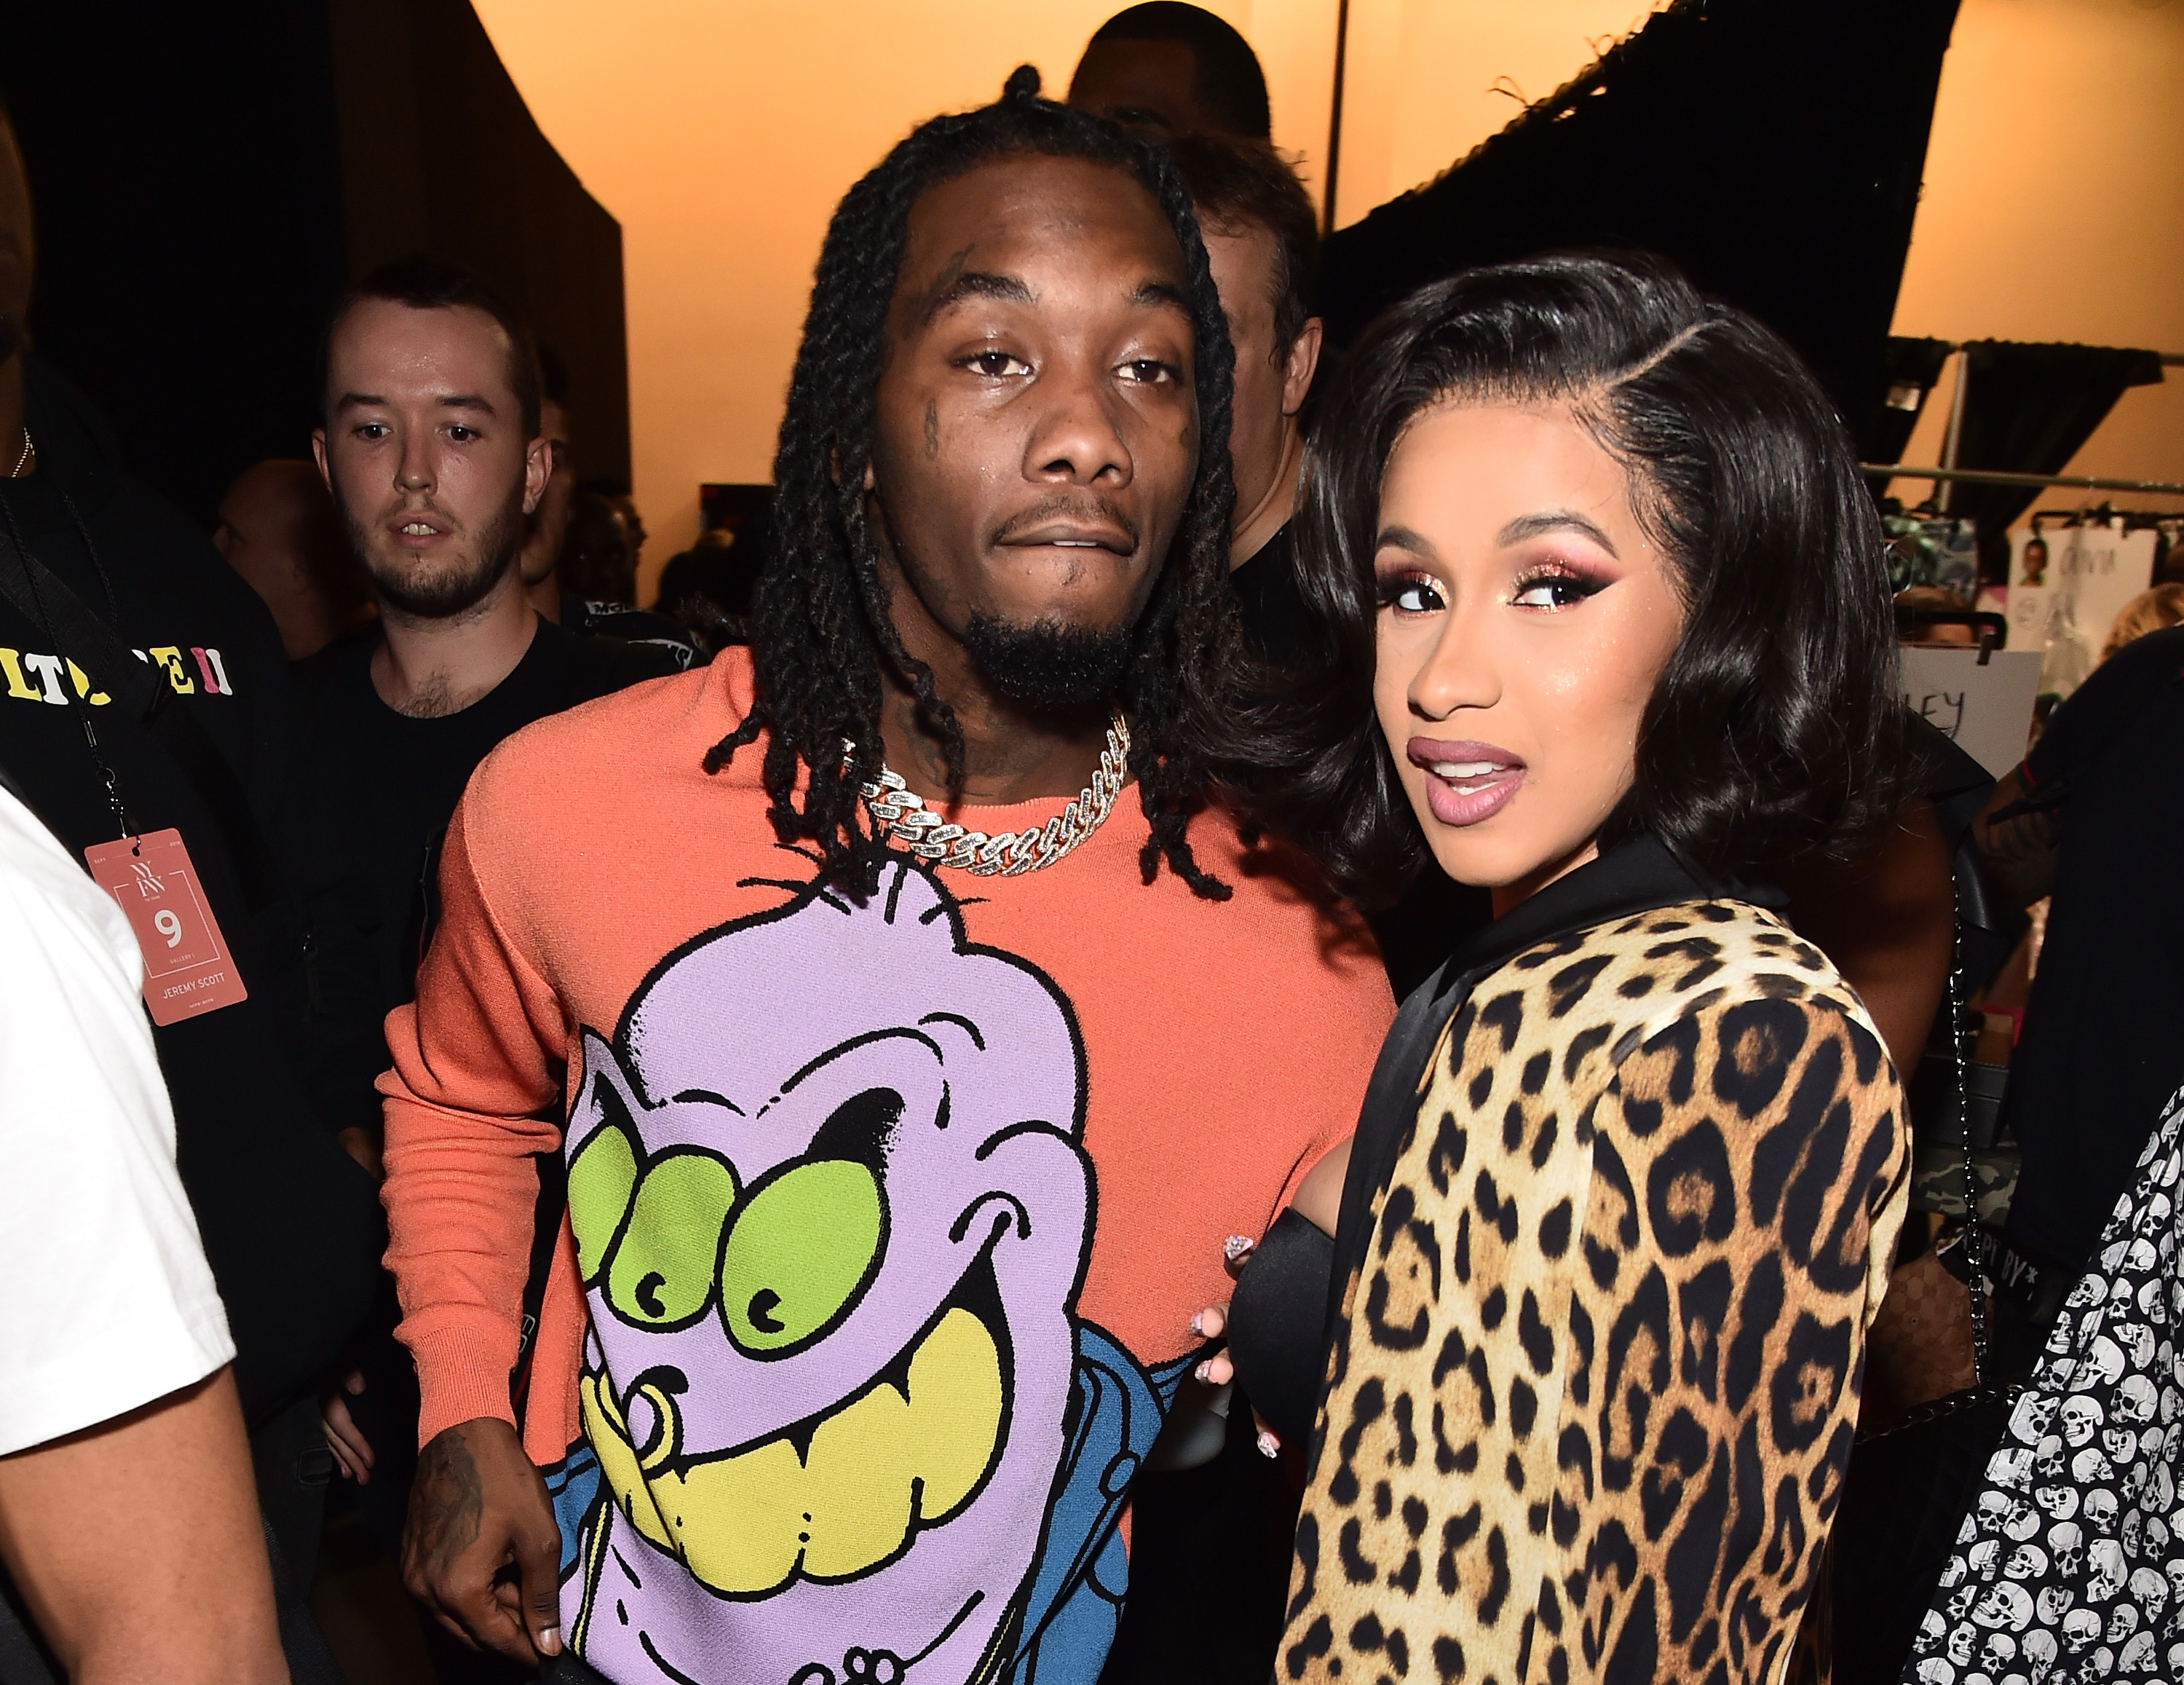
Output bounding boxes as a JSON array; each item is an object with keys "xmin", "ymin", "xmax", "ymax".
[{"xmin": 1407, "ymin": 737, "xmax": 1526, "ymax": 827}]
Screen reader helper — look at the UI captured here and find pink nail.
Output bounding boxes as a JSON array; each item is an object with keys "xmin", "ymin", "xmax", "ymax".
[
  {"xmin": 1190, "ymin": 1311, "xmax": 1206, "ymax": 1337},
  {"xmin": 1223, "ymin": 1234, "xmax": 1256, "ymax": 1263},
  {"xmin": 1195, "ymin": 1360, "xmax": 1214, "ymax": 1384},
  {"xmin": 1257, "ymin": 1430, "xmax": 1281, "ymax": 1459}
]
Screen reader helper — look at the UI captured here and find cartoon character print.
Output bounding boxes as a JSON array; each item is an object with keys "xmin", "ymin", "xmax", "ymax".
[{"xmin": 550, "ymin": 859, "xmax": 1175, "ymax": 1685}]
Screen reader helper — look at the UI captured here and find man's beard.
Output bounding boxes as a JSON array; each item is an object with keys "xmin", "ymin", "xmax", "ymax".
[
  {"xmin": 961, "ymin": 612, "xmax": 1135, "ymax": 712},
  {"xmin": 340, "ymin": 484, "xmax": 526, "ymax": 620}
]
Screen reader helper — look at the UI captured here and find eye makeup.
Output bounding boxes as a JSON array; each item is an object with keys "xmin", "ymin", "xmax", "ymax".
[
  {"xmin": 1508, "ymin": 555, "xmax": 1612, "ymax": 611},
  {"xmin": 1374, "ymin": 565, "xmax": 1445, "ymax": 615}
]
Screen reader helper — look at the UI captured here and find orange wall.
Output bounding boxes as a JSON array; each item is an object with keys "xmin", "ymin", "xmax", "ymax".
[
  {"xmin": 1886, "ymin": 0, "xmax": 2184, "ymax": 515},
  {"xmin": 475, "ymin": 0, "xmax": 2184, "ymax": 598}
]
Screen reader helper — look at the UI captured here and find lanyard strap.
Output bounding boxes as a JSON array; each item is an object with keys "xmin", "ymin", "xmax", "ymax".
[{"xmin": 0, "ymin": 506, "xmax": 288, "ymax": 909}]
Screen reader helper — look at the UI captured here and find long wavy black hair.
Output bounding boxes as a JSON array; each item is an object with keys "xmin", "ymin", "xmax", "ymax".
[
  {"xmin": 708, "ymin": 67, "xmax": 1242, "ymax": 899},
  {"xmin": 1233, "ymin": 253, "xmax": 1914, "ymax": 904}
]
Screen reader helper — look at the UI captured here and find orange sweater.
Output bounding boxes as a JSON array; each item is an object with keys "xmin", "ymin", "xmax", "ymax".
[{"xmin": 378, "ymin": 651, "xmax": 1391, "ymax": 1685}]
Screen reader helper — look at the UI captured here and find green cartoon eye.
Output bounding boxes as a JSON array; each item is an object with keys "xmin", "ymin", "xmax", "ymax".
[
  {"xmin": 606, "ymin": 1151, "xmax": 740, "ymax": 1328},
  {"xmin": 719, "ymin": 1159, "xmax": 885, "ymax": 1355},
  {"xmin": 567, "ymin": 1124, "xmax": 638, "ymax": 1284}
]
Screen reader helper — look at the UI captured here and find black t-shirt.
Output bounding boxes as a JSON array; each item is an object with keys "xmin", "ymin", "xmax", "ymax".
[
  {"xmin": 0, "ymin": 357, "xmax": 381, "ymax": 1424},
  {"xmin": 2003, "ymin": 623, "xmax": 2184, "ymax": 1271},
  {"xmin": 1228, "ymin": 521, "xmax": 1318, "ymax": 674},
  {"xmin": 290, "ymin": 615, "xmax": 680, "ymax": 1137}
]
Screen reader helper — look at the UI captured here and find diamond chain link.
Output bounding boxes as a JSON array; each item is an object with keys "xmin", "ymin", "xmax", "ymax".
[{"xmin": 853, "ymin": 711, "xmax": 1130, "ymax": 876}]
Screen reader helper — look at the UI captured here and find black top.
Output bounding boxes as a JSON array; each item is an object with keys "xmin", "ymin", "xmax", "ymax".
[
  {"xmin": 290, "ymin": 615, "xmax": 679, "ymax": 1138},
  {"xmin": 2002, "ymin": 623, "xmax": 2184, "ymax": 1273},
  {"xmin": 560, "ymin": 588, "xmax": 699, "ymax": 669},
  {"xmin": 0, "ymin": 357, "xmax": 381, "ymax": 1424},
  {"xmin": 1228, "ymin": 521, "xmax": 1317, "ymax": 674}
]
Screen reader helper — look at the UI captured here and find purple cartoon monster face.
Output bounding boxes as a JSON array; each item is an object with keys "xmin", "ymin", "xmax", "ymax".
[{"xmin": 561, "ymin": 861, "xmax": 1093, "ymax": 1684}]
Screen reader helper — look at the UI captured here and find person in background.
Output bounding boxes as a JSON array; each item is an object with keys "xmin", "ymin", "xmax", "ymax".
[
  {"xmin": 1164, "ymin": 134, "xmax": 1321, "ymax": 661},
  {"xmin": 515, "ymin": 368, "xmax": 575, "ymax": 627},
  {"xmin": 0, "ymin": 778, "xmax": 288, "ymax": 1685},
  {"xmin": 2098, "ymin": 577, "xmax": 2184, "ymax": 662},
  {"xmin": 214, "ymin": 459, "xmax": 374, "ymax": 661},
  {"xmin": 1222, "ymin": 255, "xmax": 1911, "ymax": 1684},
  {"xmin": 558, "ymin": 480, "xmax": 695, "ymax": 664},
  {"xmin": 1895, "ymin": 580, "xmax": 1979, "ymax": 646},
  {"xmin": 0, "ymin": 99, "xmax": 381, "ymax": 1649},
  {"xmin": 1974, "ymin": 610, "xmax": 2184, "ymax": 1371},
  {"xmin": 1098, "ymin": 127, "xmax": 1333, "ymax": 1685},
  {"xmin": 568, "ymin": 478, "xmax": 645, "ymax": 591},
  {"xmin": 377, "ymin": 71, "xmax": 1388, "ymax": 1683},
  {"xmin": 653, "ymin": 531, "xmax": 762, "ymax": 658},
  {"xmin": 285, "ymin": 256, "xmax": 680, "ymax": 1678},
  {"xmin": 557, "ymin": 484, "xmax": 636, "ymax": 604},
  {"xmin": 514, "ymin": 363, "xmax": 694, "ymax": 668},
  {"xmin": 1068, "ymin": 1, "xmax": 1273, "ymax": 140}
]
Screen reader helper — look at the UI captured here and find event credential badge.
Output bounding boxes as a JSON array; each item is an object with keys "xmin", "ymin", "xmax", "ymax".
[{"xmin": 84, "ymin": 829, "xmax": 248, "ymax": 1024}]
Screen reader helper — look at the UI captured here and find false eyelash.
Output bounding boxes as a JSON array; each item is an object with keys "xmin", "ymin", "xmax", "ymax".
[
  {"xmin": 1374, "ymin": 569, "xmax": 1440, "ymax": 609},
  {"xmin": 1510, "ymin": 566, "xmax": 1607, "ymax": 607}
]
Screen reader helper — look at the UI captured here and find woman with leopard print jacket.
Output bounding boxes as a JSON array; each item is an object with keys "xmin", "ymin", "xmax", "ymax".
[{"xmin": 1208, "ymin": 255, "xmax": 1916, "ymax": 1684}]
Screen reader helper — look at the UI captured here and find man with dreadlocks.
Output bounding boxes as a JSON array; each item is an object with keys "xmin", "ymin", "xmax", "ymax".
[{"xmin": 376, "ymin": 70, "xmax": 1390, "ymax": 1685}]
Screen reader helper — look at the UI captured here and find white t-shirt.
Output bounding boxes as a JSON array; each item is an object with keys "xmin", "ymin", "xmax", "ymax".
[{"xmin": 0, "ymin": 786, "xmax": 234, "ymax": 1455}]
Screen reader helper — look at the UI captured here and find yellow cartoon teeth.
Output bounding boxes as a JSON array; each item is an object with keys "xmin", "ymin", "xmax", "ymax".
[{"xmin": 582, "ymin": 1302, "xmax": 1005, "ymax": 1595}]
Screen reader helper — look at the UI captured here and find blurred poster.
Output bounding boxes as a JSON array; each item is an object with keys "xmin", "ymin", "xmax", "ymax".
[{"xmin": 1899, "ymin": 647, "xmax": 2043, "ymax": 778}]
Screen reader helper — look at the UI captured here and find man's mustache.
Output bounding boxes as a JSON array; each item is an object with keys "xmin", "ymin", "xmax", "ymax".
[{"xmin": 989, "ymin": 495, "xmax": 1140, "ymax": 553}]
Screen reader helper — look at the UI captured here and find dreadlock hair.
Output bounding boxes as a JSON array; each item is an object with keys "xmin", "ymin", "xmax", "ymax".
[{"xmin": 707, "ymin": 65, "xmax": 1243, "ymax": 901}]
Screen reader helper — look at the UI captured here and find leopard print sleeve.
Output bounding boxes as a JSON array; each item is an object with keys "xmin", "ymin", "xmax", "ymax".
[
  {"xmin": 1561, "ymin": 995, "xmax": 1906, "ymax": 1684},
  {"xmin": 1280, "ymin": 902, "xmax": 1910, "ymax": 1685}
]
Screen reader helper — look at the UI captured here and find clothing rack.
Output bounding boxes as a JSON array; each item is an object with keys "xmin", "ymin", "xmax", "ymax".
[
  {"xmin": 1918, "ymin": 343, "xmax": 2184, "ymax": 366},
  {"xmin": 1864, "ymin": 465, "xmax": 2184, "ymax": 497},
  {"xmin": 1904, "ymin": 343, "xmax": 2184, "ymax": 512},
  {"xmin": 2030, "ymin": 504, "xmax": 2183, "ymax": 531}
]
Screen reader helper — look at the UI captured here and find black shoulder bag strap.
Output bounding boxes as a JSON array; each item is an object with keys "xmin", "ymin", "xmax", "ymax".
[{"xmin": 0, "ymin": 522, "xmax": 288, "ymax": 910}]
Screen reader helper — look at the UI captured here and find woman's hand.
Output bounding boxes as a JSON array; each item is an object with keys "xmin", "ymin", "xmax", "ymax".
[
  {"xmin": 1189, "ymin": 1235, "xmax": 1283, "ymax": 1458},
  {"xmin": 320, "ymin": 1365, "xmax": 374, "ymax": 1483}
]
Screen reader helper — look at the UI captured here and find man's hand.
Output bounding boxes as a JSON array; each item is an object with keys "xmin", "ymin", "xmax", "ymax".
[{"xmin": 402, "ymin": 1416, "xmax": 563, "ymax": 1662}]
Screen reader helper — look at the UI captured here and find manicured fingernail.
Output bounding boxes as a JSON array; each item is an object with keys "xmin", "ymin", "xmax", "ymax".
[
  {"xmin": 1224, "ymin": 1234, "xmax": 1256, "ymax": 1263},
  {"xmin": 1195, "ymin": 1360, "xmax": 1214, "ymax": 1383},
  {"xmin": 539, "ymin": 1626, "xmax": 563, "ymax": 1656},
  {"xmin": 1257, "ymin": 1430, "xmax": 1281, "ymax": 1459},
  {"xmin": 1190, "ymin": 1311, "xmax": 1206, "ymax": 1336}
]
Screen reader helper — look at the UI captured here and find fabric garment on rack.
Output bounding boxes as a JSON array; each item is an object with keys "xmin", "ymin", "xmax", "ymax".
[
  {"xmin": 2006, "ymin": 523, "xmax": 2161, "ymax": 689},
  {"xmin": 1900, "ymin": 1079, "xmax": 2184, "ymax": 1684}
]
